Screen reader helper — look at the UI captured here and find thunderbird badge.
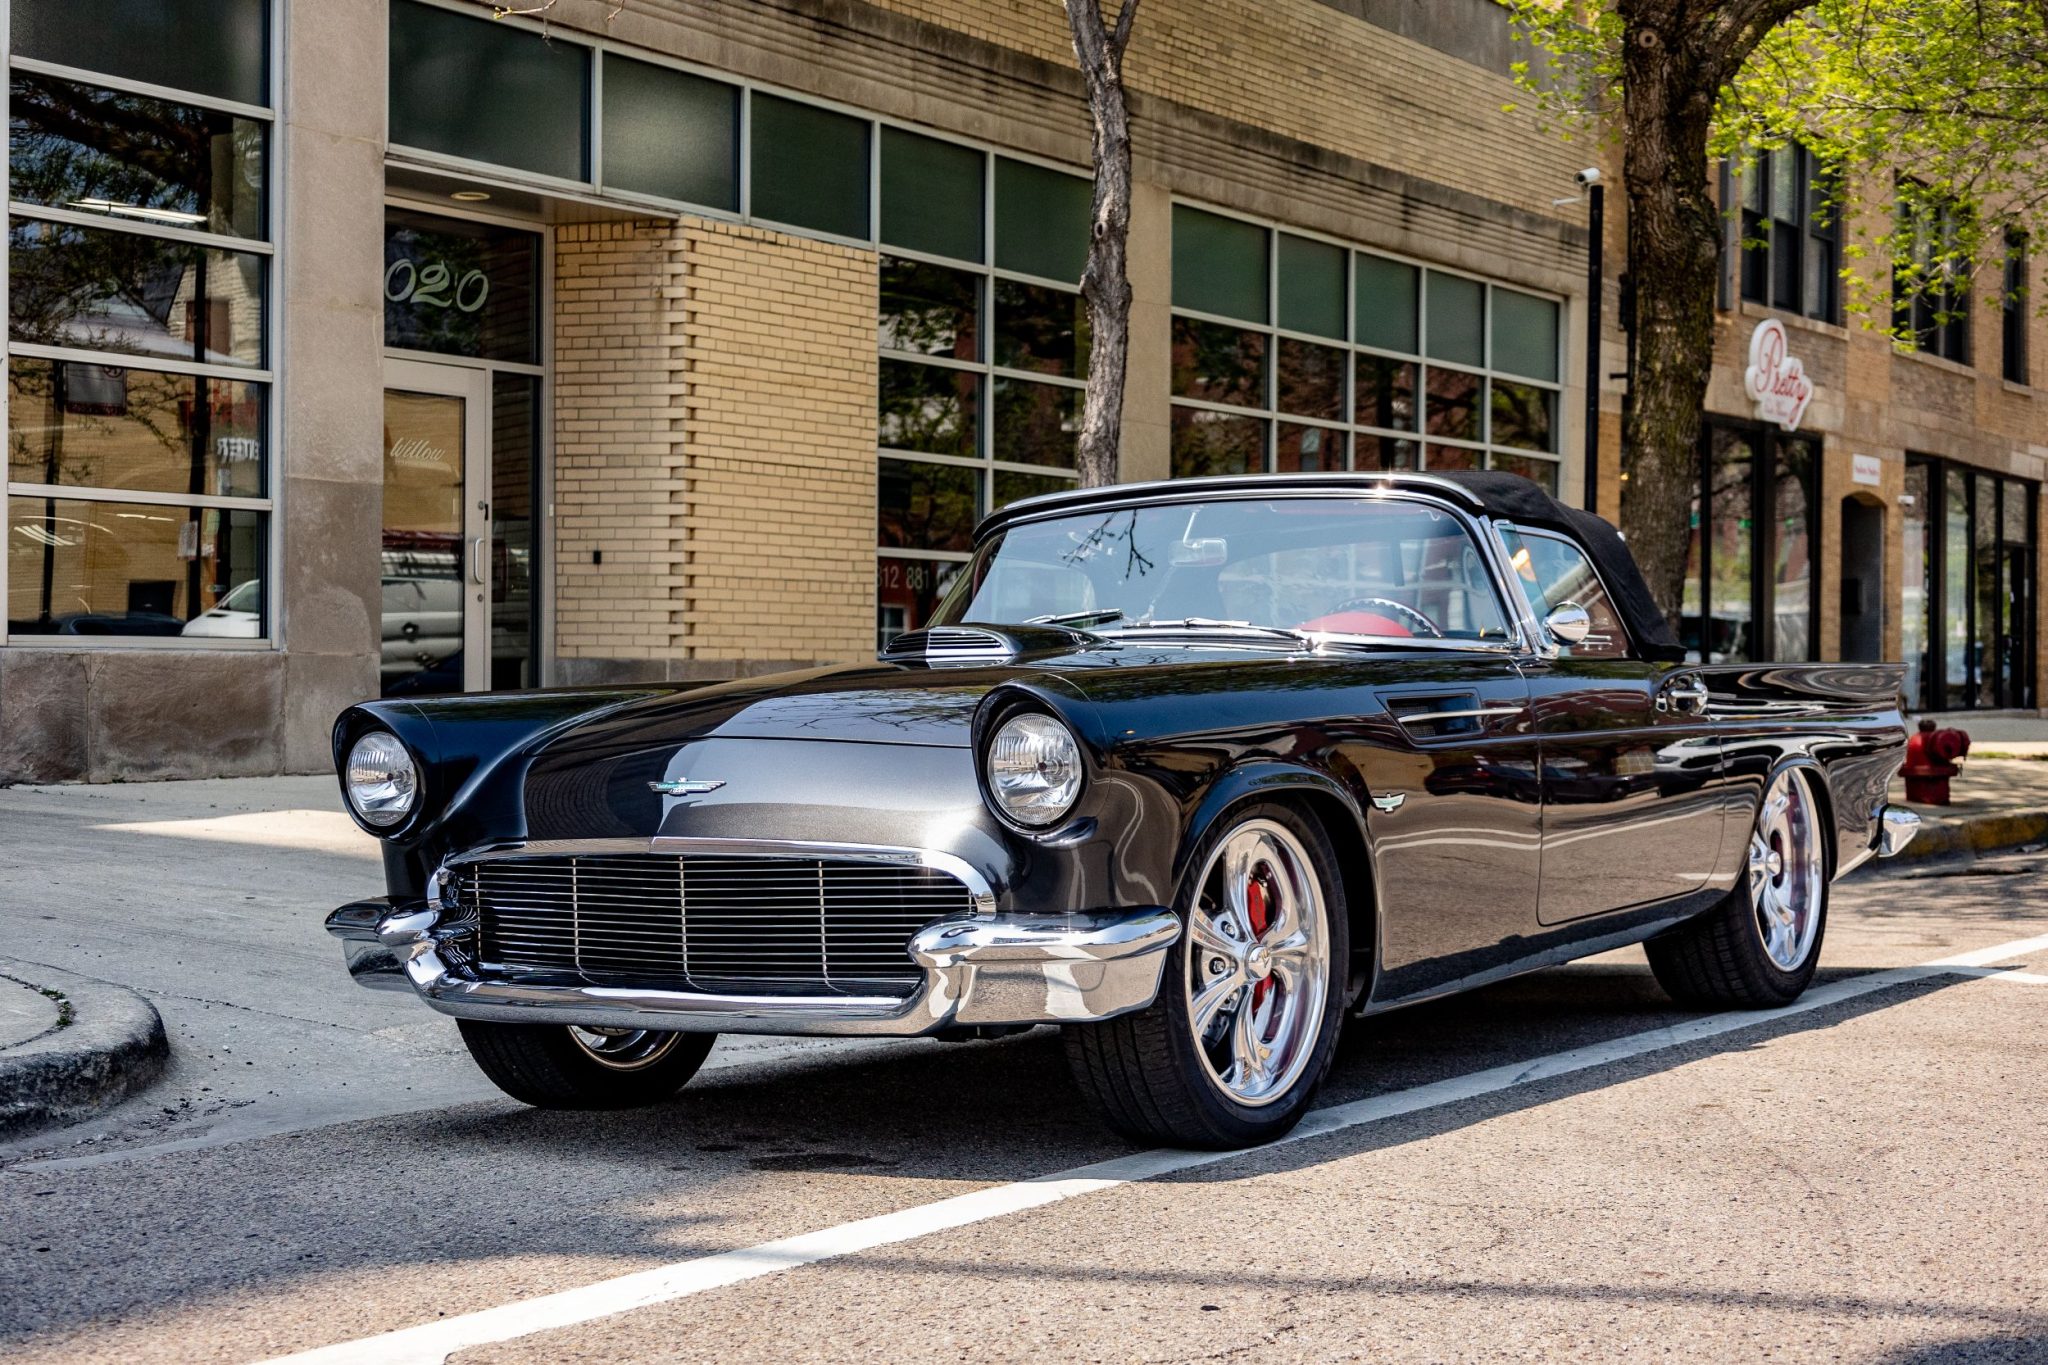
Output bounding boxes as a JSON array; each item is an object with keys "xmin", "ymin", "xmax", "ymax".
[{"xmin": 648, "ymin": 779, "xmax": 727, "ymax": 796}]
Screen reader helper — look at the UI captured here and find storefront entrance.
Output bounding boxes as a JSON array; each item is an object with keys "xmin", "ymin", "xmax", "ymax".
[
  {"xmin": 381, "ymin": 359, "xmax": 490, "ymax": 695},
  {"xmin": 380, "ymin": 206, "xmax": 545, "ymax": 695}
]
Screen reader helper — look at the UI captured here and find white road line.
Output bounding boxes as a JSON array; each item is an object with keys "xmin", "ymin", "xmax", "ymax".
[{"xmin": 262, "ymin": 931, "xmax": 2048, "ymax": 1365}]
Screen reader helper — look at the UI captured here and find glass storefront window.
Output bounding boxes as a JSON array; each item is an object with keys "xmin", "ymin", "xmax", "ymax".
[
  {"xmin": 1944, "ymin": 467, "xmax": 1970, "ymax": 707},
  {"xmin": 993, "ymin": 159, "xmax": 1091, "ymax": 285},
  {"xmin": 879, "ymin": 127, "xmax": 982, "ymax": 264},
  {"xmin": 8, "ymin": 496, "xmax": 262, "ymax": 635},
  {"xmin": 880, "ymin": 257, "xmax": 980, "ymax": 360},
  {"xmin": 5, "ymin": 9, "xmax": 275, "ymax": 647},
  {"xmin": 990, "ymin": 378, "xmax": 1080, "ymax": 469},
  {"xmin": 875, "ymin": 141, "xmax": 1089, "ymax": 643},
  {"xmin": 599, "ymin": 55, "xmax": 738, "ymax": 211},
  {"xmin": 993, "ymin": 280, "xmax": 1088, "ymax": 379},
  {"xmin": 490, "ymin": 373, "xmax": 539, "ymax": 691},
  {"xmin": 1902, "ymin": 462, "xmax": 1931, "ymax": 707},
  {"xmin": 1908, "ymin": 458, "xmax": 2037, "ymax": 710},
  {"xmin": 384, "ymin": 211, "xmax": 541, "ymax": 365},
  {"xmin": 1168, "ymin": 210, "xmax": 1563, "ymax": 484},
  {"xmin": 12, "ymin": 0, "xmax": 268, "ymax": 107},
  {"xmin": 7, "ymin": 359, "xmax": 265, "ymax": 498},
  {"xmin": 1171, "ymin": 406, "xmax": 1265, "ymax": 478},
  {"xmin": 1773, "ymin": 437, "xmax": 1814, "ymax": 662},
  {"xmin": 1682, "ymin": 421, "xmax": 1817, "ymax": 665},
  {"xmin": 1172, "ymin": 318, "xmax": 1267, "ymax": 409},
  {"xmin": 879, "ymin": 360, "xmax": 977, "ymax": 458},
  {"xmin": 750, "ymin": 94, "xmax": 870, "ymax": 241},
  {"xmin": 1173, "ymin": 206, "xmax": 1270, "ymax": 324},
  {"xmin": 10, "ymin": 74, "xmax": 266, "ymax": 239},
  {"xmin": 878, "ymin": 457, "xmax": 977, "ymax": 554},
  {"xmin": 389, "ymin": 0, "xmax": 590, "ymax": 184},
  {"xmin": 9, "ymin": 217, "xmax": 265, "ymax": 367}
]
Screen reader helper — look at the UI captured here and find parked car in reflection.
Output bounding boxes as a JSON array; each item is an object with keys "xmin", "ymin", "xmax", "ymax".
[
  {"xmin": 181, "ymin": 578, "xmax": 263, "ymax": 638},
  {"xmin": 381, "ymin": 573, "xmax": 462, "ymax": 690},
  {"xmin": 327, "ymin": 471, "xmax": 1919, "ymax": 1150}
]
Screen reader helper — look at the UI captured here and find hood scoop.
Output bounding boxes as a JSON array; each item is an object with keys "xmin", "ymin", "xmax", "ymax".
[
  {"xmin": 880, "ymin": 624, "xmax": 1094, "ymax": 668},
  {"xmin": 880, "ymin": 626, "xmax": 1015, "ymax": 666}
]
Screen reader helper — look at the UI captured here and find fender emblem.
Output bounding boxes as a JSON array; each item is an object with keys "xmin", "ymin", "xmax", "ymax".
[
  {"xmin": 648, "ymin": 779, "xmax": 727, "ymax": 796},
  {"xmin": 1370, "ymin": 793, "xmax": 1405, "ymax": 813}
]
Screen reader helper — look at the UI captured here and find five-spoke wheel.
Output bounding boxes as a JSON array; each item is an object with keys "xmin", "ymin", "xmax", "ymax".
[
  {"xmin": 1065, "ymin": 802, "xmax": 1348, "ymax": 1148},
  {"xmin": 1183, "ymin": 820, "xmax": 1332, "ymax": 1107},
  {"xmin": 1648, "ymin": 766, "xmax": 1830, "ymax": 1009}
]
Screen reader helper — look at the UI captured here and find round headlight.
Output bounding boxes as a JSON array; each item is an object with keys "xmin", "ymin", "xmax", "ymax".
[
  {"xmin": 986, "ymin": 713, "xmax": 1084, "ymax": 827},
  {"xmin": 345, "ymin": 731, "xmax": 419, "ymax": 829}
]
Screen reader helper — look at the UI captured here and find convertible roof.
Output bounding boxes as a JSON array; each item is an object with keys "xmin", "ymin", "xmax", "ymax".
[{"xmin": 984, "ymin": 470, "xmax": 1686, "ymax": 662}]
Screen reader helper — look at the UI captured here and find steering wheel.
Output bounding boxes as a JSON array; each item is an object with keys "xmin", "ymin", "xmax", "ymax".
[{"xmin": 1324, "ymin": 596, "xmax": 1445, "ymax": 639}]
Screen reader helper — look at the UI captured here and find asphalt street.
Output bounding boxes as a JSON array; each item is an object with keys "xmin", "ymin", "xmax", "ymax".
[{"xmin": 1, "ymin": 779, "xmax": 2045, "ymax": 1363}]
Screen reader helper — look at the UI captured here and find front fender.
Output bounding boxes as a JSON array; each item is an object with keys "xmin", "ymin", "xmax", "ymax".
[{"xmin": 1177, "ymin": 761, "xmax": 1371, "ymax": 890}]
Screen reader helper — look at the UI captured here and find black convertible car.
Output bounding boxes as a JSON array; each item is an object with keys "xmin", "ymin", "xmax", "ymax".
[{"xmin": 329, "ymin": 471, "xmax": 1919, "ymax": 1149}]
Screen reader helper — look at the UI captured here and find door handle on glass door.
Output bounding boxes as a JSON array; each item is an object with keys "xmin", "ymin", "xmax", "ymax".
[
  {"xmin": 1657, "ymin": 677, "xmax": 1711, "ymax": 716},
  {"xmin": 470, "ymin": 537, "xmax": 486, "ymax": 585}
]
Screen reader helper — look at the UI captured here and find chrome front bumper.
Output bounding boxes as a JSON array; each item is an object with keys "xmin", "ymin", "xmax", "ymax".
[
  {"xmin": 1877, "ymin": 804, "xmax": 1921, "ymax": 858},
  {"xmin": 325, "ymin": 898, "xmax": 1181, "ymax": 1036}
]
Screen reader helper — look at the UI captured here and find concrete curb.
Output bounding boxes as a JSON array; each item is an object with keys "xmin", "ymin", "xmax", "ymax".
[
  {"xmin": 1889, "ymin": 809, "xmax": 2048, "ymax": 862},
  {"xmin": 0, "ymin": 958, "xmax": 168, "ymax": 1141}
]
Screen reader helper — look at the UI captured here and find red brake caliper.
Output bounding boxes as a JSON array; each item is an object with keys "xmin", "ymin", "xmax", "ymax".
[{"xmin": 1246, "ymin": 871, "xmax": 1274, "ymax": 1011}]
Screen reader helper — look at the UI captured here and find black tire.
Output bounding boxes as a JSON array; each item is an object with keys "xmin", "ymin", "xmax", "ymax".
[
  {"xmin": 1645, "ymin": 767, "xmax": 1830, "ymax": 1009},
  {"xmin": 457, "ymin": 1021, "xmax": 715, "ymax": 1109},
  {"xmin": 1064, "ymin": 802, "xmax": 1349, "ymax": 1149}
]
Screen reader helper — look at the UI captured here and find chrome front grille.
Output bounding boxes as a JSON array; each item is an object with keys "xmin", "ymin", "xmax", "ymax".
[{"xmin": 459, "ymin": 854, "xmax": 975, "ymax": 997}]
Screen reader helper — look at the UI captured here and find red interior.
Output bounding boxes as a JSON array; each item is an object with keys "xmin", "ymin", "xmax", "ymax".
[{"xmin": 1296, "ymin": 611, "xmax": 1413, "ymax": 636}]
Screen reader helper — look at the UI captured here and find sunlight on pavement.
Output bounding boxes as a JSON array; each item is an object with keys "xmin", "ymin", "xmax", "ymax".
[{"xmin": 93, "ymin": 810, "xmax": 378, "ymax": 858}]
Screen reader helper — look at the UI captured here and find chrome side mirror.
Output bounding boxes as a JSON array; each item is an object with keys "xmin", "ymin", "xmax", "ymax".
[{"xmin": 1544, "ymin": 602, "xmax": 1592, "ymax": 646}]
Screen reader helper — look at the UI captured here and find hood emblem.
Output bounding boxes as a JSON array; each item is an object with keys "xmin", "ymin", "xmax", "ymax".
[
  {"xmin": 648, "ymin": 779, "xmax": 727, "ymax": 797},
  {"xmin": 1370, "ymin": 792, "xmax": 1405, "ymax": 813}
]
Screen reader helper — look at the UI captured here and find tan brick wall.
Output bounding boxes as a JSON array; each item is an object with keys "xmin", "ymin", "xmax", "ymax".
[
  {"xmin": 677, "ymin": 220, "xmax": 876, "ymax": 664},
  {"xmin": 552, "ymin": 217, "xmax": 875, "ymax": 674},
  {"xmin": 553, "ymin": 220, "xmax": 689, "ymax": 661},
  {"xmin": 865, "ymin": 0, "xmax": 1580, "ymax": 223}
]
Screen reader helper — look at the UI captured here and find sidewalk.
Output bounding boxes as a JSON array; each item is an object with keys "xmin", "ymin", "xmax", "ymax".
[{"xmin": 0, "ymin": 960, "xmax": 167, "ymax": 1140}]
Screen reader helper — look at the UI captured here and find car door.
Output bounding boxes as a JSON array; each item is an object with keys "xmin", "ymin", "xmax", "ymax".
[{"xmin": 1506, "ymin": 525, "xmax": 1729, "ymax": 924}]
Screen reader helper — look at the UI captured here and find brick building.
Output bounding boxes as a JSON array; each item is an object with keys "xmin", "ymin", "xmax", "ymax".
[{"xmin": 0, "ymin": 0, "xmax": 2040, "ymax": 782}]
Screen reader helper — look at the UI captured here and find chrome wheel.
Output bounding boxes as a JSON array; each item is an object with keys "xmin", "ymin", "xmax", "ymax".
[
  {"xmin": 1748, "ymin": 769, "xmax": 1825, "ymax": 971},
  {"xmin": 566, "ymin": 1026, "xmax": 685, "ymax": 1072},
  {"xmin": 1183, "ymin": 819, "xmax": 1332, "ymax": 1107}
]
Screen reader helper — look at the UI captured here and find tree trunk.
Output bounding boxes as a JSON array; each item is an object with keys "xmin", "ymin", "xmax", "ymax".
[
  {"xmin": 1065, "ymin": 0, "xmax": 1139, "ymax": 488},
  {"xmin": 1616, "ymin": 0, "xmax": 1813, "ymax": 629}
]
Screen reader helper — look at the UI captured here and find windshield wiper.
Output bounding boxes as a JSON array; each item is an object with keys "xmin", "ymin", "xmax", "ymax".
[
  {"xmin": 1110, "ymin": 617, "xmax": 1315, "ymax": 649},
  {"xmin": 1026, "ymin": 607, "xmax": 1127, "ymax": 629}
]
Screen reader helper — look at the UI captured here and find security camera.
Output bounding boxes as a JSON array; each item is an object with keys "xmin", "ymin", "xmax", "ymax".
[{"xmin": 1576, "ymin": 167, "xmax": 1603, "ymax": 187}]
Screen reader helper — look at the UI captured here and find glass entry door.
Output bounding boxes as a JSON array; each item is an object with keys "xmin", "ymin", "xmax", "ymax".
[{"xmin": 381, "ymin": 358, "xmax": 490, "ymax": 695}]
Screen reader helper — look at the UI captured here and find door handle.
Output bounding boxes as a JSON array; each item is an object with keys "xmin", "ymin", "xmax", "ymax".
[
  {"xmin": 470, "ymin": 537, "xmax": 486, "ymax": 586},
  {"xmin": 1656, "ymin": 677, "xmax": 1711, "ymax": 716}
]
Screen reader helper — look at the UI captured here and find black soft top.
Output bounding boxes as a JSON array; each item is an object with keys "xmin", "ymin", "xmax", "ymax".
[{"xmin": 1434, "ymin": 470, "xmax": 1685, "ymax": 662}]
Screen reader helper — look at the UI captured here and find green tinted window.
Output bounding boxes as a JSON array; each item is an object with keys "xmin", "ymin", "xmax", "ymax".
[
  {"xmin": 1426, "ymin": 271, "xmax": 1485, "ymax": 366},
  {"xmin": 1491, "ymin": 288, "xmax": 1560, "ymax": 381},
  {"xmin": 600, "ymin": 55, "xmax": 737, "ymax": 211},
  {"xmin": 1277, "ymin": 234, "xmax": 1344, "ymax": 339},
  {"xmin": 749, "ymin": 95, "xmax": 871, "ymax": 240},
  {"xmin": 881, "ymin": 128, "xmax": 984, "ymax": 263},
  {"xmin": 13, "ymin": 0, "xmax": 267, "ymax": 106},
  {"xmin": 390, "ymin": 2, "xmax": 589, "ymax": 183},
  {"xmin": 1173, "ymin": 206, "xmax": 1267, "ymax": 323},
  {"xmin": 1355, "ymin": 253, "xmax": 1418, "ymax": 354},
  {"xmin": 994, "ymin": 159, "xmax": 1091, "ymax": 284}
]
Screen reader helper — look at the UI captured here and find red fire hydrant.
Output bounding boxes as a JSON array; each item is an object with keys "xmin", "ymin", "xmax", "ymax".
[{"xmin": 1902, "ymin": 718, "xmax": 1970, "ymax": 805}]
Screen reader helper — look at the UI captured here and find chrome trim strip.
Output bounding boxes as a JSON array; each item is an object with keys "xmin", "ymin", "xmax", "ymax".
[{"xmin": 1394, "ymin": 706, "xmax": 1526, "ymax": 725}]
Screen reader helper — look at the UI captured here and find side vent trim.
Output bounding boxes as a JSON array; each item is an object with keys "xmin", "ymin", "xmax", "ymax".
[{"xmin": 880, "ymin": 626, "xmax": 1015, "ymax": 666}]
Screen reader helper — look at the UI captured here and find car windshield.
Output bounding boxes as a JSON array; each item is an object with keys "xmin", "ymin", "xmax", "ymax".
[{"xmin": 929, "ymin": 495, "xmax": 1514, "ymax": 644}]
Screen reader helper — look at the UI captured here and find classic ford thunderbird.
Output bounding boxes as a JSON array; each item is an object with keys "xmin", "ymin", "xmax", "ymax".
[{"xmin": 329, "ymin": 471, "xmax": 1919, "ymax": 1149}]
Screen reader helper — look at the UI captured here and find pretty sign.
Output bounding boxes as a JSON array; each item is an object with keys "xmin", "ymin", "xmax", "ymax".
[{"xmin": 1744, "ymin": 317, "xmax": 1814, "ymax": 431}]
